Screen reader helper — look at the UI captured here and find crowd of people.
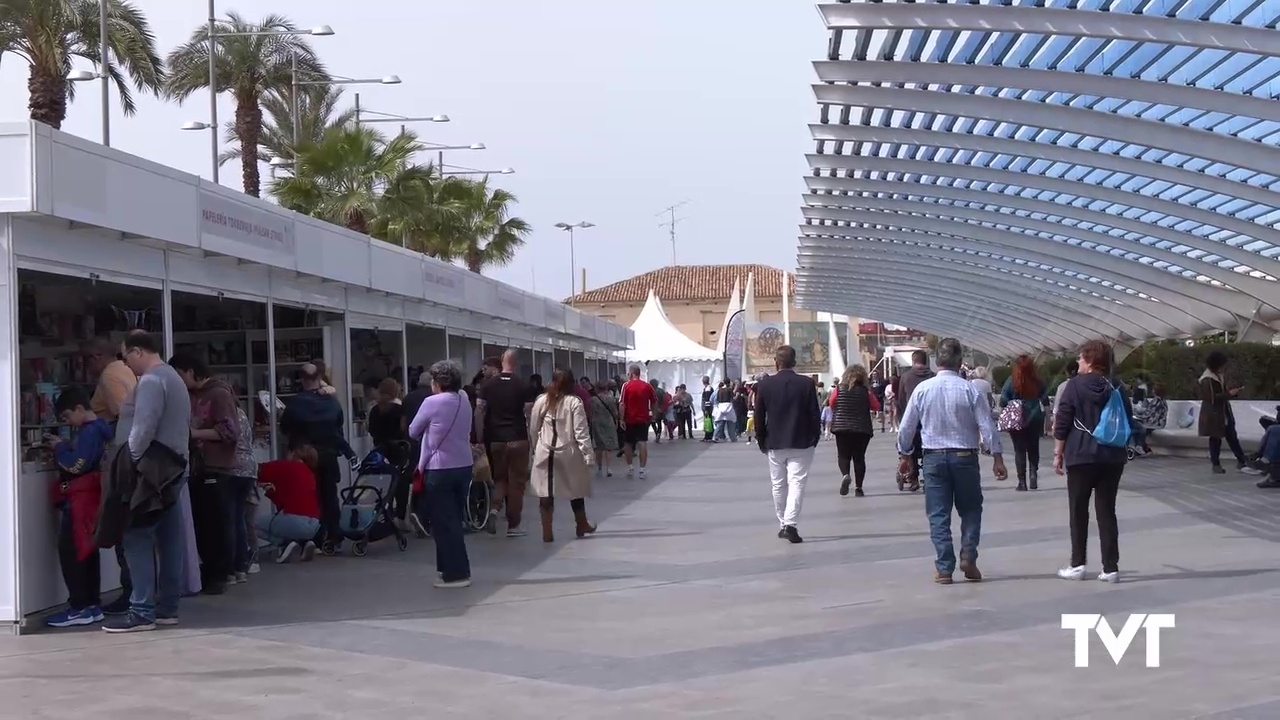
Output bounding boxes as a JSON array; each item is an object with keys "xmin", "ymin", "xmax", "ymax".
[{"xmin": 40, "ymin": 328, "xmax": 1278, "ymax": 632}]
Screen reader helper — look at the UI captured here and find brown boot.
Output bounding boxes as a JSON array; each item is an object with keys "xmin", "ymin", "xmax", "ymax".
[
  {"xmin": 573, "ymin": 503, "xmax": 596, "ymax": 538},
  {"xmin": 539, "ymin": 499, "xmax": 554, "ymax": 543}
]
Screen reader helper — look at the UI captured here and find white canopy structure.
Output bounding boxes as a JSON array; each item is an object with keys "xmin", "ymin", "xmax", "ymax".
[
  {"xmin": 714, "ymin": 277, "xmax": 742, "ymax": 354},
  {"xmin": 628, "ymin": 290, "xmax": 722, "ymax": 394}
]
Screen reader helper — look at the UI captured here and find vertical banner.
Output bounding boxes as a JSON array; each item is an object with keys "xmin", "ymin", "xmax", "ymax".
[{"xmin": 724, "ymin": 309, "xmax": 746, "ymax": 380}]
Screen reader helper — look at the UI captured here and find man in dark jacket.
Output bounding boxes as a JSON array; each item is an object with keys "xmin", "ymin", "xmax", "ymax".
[
  {"xmin": 754, "ymin": 346, "xmax": 821, "ymax": 543},
  {"xmin": 898, "ymin": 350, "xmax": 936, "ymax": 490},
  {"xmin": 282, "ymin": 362, "xmax": 357, "ymax": 551}
]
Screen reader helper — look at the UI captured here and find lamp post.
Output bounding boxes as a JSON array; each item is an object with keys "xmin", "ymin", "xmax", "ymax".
[
  {"xmin": 554, "ymin": 221, "xmax": 595, "ymax": 296},
  {"xmin": 192, "ymin": 1, "xmax": 333, "ymax": 183},
  {"xmin": 65, "ymin": 2, "xmax": 112, "ymax": 145},
  {"xmin": 441, "ymin": 166, "xmax": 514, "ymax": 177},
  {"xmin": 291, "ymin": 62, "xmax": 399, "ymax": 154},
  {"xmin": 420, "ymin": 142, "xmax": 485, "ymax": 172},
  {"xmin": 354, "ymin": 103, "xmax": 449, "ymax": 129}
]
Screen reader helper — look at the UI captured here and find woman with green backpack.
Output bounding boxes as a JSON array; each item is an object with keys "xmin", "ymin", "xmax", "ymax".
[{"xmin": 1051, "ymin": 340, "xmax": 1136, "ymax": 584}]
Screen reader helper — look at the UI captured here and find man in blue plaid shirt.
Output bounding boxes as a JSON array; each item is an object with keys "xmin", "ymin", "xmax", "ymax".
[{"xmin": 898, "ymin": 338, "xmax": 1008, "ymax": 584}]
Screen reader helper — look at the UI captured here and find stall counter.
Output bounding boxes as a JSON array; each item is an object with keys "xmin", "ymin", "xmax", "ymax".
[{"xmin": 19, "ymin": 462, "xmax": 122, "ymax": 619}]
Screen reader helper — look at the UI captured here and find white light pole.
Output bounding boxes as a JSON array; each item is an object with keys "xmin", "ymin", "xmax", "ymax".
[
  {"xmin": 195, "ymin": 4, "xmax": 333, "ymax": 183},
  {"xmin": 554, "ymin": 221, "xmax": 595, "ymax": 296},
  {"xmin": 440, "ymin": 166, "xmax": 514, "ymax": 177},
  {"xmin": 291, "ymin": 64, "xmax": 399, "ymax": 155},
  {"xmin": 420, "ymin": 142, "xmax": 485, "ymax": 172},
  {"xmin": 354, "ymin": 104, "xmax": 449, "ymax": 129},
  {"xmin": 66, "ymin": 1, "xmax": 111, "ymax": 145}
]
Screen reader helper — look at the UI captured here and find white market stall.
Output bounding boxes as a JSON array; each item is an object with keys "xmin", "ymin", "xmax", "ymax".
[
  {"xmin": 0, "ymin": 121, "xmax": 632, "ymax": 630},
  {"xmin": 626, "ymin": 290, "xmax": 722, "ymax": 394}
]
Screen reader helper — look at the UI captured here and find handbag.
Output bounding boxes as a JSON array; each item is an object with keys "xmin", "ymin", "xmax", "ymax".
[
  {"xmin": 997, "ymin": 400, "xmax": 1026, "ymax": 432},
  {"xmin": 410, "ymin": 392, "xmax": 463, "ymax": 494}
]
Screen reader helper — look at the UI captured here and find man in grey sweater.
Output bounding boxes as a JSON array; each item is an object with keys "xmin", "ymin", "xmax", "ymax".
[{"xmin": 105, "ymin": 331, "xmax": 192, "ymax": 634}]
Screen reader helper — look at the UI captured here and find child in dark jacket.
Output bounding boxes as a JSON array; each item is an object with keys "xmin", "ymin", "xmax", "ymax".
[{"xmin": 45, "ymin": 387, "xmax": 114, "ymax": 628}]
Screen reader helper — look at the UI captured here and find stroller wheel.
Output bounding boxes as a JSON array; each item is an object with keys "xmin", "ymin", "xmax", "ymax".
[
  {"xmin": 397, "ymin": 535, "xmax": 408, "ymax": 551},
  {"xmin": 1126, "ymin": 446, "xmax": 1137, "ymax": 461},
  {"xmin": 352, "ymin": 540, "xmax": 369, "ymax": 557},
  {"xmin": 321, "ymin": 541, "xmax": 337, "ymax": 556}
]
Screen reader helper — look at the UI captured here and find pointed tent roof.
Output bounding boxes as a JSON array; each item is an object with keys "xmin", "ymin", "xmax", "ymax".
[
  {"xmin": 741, "ymin": 272, "xmax": 757, "ymax": 325},
  {"xmin": 628, "ymin": 290, "xmax": 721, "ymax": 363},
  {"xmin": 714, "ymin": 276, "xmax": 742, "ymax": 353}
]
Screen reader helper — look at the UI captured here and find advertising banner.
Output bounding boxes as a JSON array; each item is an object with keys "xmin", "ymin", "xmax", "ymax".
[
  {"xmin": 788, "ymin": 322, "xmax": 832, "ymax": 374},
  {"xmin": 724, "ymin": 310, "xmax": 746, "ymax": 380},
  {"xmin": 745, "ymin": 321, "xmax": 785, "ymax": 376}
]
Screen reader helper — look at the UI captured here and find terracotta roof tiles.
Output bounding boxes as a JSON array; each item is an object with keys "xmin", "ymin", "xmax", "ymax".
[{"xmin": 566, "ymin": 264, "xmax": 794, "ymax": 305}]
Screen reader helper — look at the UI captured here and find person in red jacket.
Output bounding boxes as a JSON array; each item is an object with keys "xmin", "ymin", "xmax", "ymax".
[{"xmin": 256, "ymin": 445, "xmax": 322, "ymax": 563}]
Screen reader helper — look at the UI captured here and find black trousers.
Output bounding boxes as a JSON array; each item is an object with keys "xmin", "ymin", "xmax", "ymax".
[
  {"xmin": 1066, "ymin": 462, "xmax": 1123, "ymax": 573},
  {"xmin": 314, "ymin": 449, "xmax": 343, "ymax": 544},
  {"xmin": 834, "ymin": 432, "xmax": 872, "ymax": 487},
  {"xmin": 57, "ymin": 509, "xmax": 100, "ymax": 609},
  {"xmin": 676, "ymin": 408, "xmax": 693, "ymax": 438},
  {"xmin": 1008, "ymin": 425, "xmax": 1042, "ymax": 480},
  {"xmin": 1209, "ymin": 419, "xmax": 1248, "ymax": 467},
  {"xmin": 909, "ymin": 427, "xmax": 923, "ymax": 482},
  {"xmin": 189, "ymin": 472, "xmax": 233, "ymax": 586}
]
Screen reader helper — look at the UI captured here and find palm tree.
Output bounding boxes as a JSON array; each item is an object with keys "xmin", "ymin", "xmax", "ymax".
[
  {"xmin": 443, "ymin": 178, "xmax": 532, "ymax": 274},
  {"xmin": 0, "ymin": 0, "xmax": 164, "ymax": 129},
  {"xmin": 272, "ymin": 123, "xmax": 456, "ymax": 240},
  {"xmin": 218, "ymin": 83, "xmax": 354, "ymax": 167},
  {"xmin": 165, "ymin": 12, "xmax": 324, "ymax": 197}
]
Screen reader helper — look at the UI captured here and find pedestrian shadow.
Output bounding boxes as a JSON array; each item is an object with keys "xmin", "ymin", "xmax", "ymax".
[
  {"xmin": 804, "ymin": 530, "xmax": 921, "ymax": 543},
  {"xmin": 979, "ymin": 567, "xmax": 1278, "ymax": 584}
]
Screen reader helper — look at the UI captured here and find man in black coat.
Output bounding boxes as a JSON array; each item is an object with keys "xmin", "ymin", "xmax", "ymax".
[{"xmin": 753, "ymin": 345, "xmax": 821, "ymax": 543}]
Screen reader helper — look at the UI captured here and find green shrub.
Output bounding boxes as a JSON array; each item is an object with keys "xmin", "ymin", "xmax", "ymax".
[{"xmin": 1119, "ymin": 342, "xmax": 1280, "ymax": 400}]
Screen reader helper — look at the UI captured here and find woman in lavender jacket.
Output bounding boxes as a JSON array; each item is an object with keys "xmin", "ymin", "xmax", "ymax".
[{"xmin": 408, "ymin": 360, "xmax": 474, "ymax": 589}]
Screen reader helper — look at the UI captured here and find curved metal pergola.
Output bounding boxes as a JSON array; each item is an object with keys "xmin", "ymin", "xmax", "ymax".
[{"xmin": 797, "ymin": 0, "xmax": 1280, "ymax": 357}]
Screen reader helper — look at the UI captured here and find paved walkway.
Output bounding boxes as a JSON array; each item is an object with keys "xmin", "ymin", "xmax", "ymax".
[{"xmin": 3, "ymin": 437, "xmax": 1279, "ymax": 719}]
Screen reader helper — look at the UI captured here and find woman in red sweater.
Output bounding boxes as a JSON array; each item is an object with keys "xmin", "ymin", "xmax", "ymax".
[{"xmin": 256, "ymin": 445, "xmax": 323, "ymax": 563}]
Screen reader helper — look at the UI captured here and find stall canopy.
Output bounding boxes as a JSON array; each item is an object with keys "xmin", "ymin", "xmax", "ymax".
[{"xmin": 627, "ymin": 290, "xmax": 721, "ymax": 394}]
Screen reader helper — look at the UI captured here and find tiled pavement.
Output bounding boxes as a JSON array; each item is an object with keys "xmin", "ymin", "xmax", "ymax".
[{"xmin": 3, "ymin": 436, "xmax": 1279, "ymax": 719}]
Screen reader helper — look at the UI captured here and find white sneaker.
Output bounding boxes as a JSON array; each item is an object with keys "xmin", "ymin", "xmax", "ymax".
[
  {"xmin": 276, "ymin": 541, "xmax": 300, "ymax": 564},
  {"xmin": 1057, "ymin": 565, "xmax": 1086, "ymax": 580},
  {"xmin": 301, "ymin": 541, "xmax": 317, "ymax": 562},
  {"xmin": 247, "ymin": 562, "xmax": 261, "ymax": 575},
  {"xmin": 626, "ymin": 466, "xmax": 634, "ymax": 479},
  {"xmin": 1098, "ymin": 571, "xmax": 1120, "ymax": 583},
  {"xmin": 638, "ymin": 468, "xmax": 647, "ymax": 480}
]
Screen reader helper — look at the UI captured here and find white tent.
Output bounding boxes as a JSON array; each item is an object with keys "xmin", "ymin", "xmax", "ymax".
[{"xmin": 627, "ymin": 289, "xmax": 722, "ymax": 396}]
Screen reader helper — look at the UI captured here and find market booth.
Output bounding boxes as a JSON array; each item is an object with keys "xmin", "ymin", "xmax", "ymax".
[{"xmin": 0, "ymin": 122, "xmax": 632, "ymax": 630}]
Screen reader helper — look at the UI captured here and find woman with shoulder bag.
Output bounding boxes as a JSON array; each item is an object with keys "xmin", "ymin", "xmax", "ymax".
[
  {"xmin": 999, "ymin": 355, "xmax": 1048, "ymax": 491},
  {"xmin": 829, "ymin": 365, "xmax": 880, "ymax": 497},
  {"xmin": 587, "ymin": 381, "xmax": 620, "ymax": 477},
  {"xmin": 530, "ymin": 370, "xmax": 596, "ymax": 542},
  {"xmin": 1052, "ymin": 340, "xmax": 1136, "ymax": 583}
]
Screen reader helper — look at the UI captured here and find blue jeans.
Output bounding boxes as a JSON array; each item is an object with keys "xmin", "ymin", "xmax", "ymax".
[
  {"xmin": 255, "ymin": 512, "xmax": 321, "ymax": 546},
  {"xmin": 1260, "ymin": 425, "xmax": 1280, "ymax": 463},
  {"xmin": 922, "ymin": 451, "xmax": 983, "ymax": 575},
  {"xmin": 419, "ymin": 465, "xmax": 472, "ymax": 582},
  {"xmin": 228, "ymin": 476, "xmax": 255, "ymax": 573},
  {"xmin": 714, "ymin": 420, "xmax": 738, "ymax": 442},
  {"xmin": 121, "ymin": 477, "xmax": 187, "ymax": 621}
]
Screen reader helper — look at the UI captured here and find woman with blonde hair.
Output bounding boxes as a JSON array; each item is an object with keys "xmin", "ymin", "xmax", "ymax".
[
  {"xmin": 827, "ymin": 364, "xmax": 880, "ymax": 497},
  {"xmin": 529, "ymin": 370, "xmax": 596, "ymax": 542}
]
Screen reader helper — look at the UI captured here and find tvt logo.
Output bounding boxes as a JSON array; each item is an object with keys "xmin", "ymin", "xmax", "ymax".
[{"xmin": 1061, "ymin": 613, "xmax": 1175, "ymax": 668}]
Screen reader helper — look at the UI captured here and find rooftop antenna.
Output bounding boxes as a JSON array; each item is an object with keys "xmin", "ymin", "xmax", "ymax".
[{"xmin": 656, "ymin": 200, "xmax": 689, "ymax": 265}]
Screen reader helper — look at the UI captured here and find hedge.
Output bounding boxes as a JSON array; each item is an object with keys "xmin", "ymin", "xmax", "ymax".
[{"xmin": 981, "ymin": 342, "xmax": 1280, "ymax": 401}]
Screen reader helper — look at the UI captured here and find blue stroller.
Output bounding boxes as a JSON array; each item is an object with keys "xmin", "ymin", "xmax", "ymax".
[{"xmin": 336, "ymin": 443, "xmax": 411, "ymax": 556}]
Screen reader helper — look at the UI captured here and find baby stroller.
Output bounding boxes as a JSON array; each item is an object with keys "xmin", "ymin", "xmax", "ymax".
[{"xmin": 335, "ymin": 443, "xmax": 411, "ymax": 556}]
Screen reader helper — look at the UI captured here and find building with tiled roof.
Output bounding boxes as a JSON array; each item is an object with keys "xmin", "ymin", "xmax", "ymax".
[{"xmin": 566, "ymin": 264, "xmax": 815, "ymax": 349}]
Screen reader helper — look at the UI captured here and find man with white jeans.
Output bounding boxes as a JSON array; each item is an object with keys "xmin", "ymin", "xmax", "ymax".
[{"xmin": 753, "ymin": 345, "xmax": 822, "ymax": 543}]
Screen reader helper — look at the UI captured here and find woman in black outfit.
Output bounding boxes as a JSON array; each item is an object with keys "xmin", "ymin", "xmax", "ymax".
[
  {"xmin": 830, "ymin": 364, "xmax": 877, "ymax": 497},
  {"xmin": 1052, "ymin": 340, "xmax": 1135, "ymax": 584},
  {"xmin": 366, "ymin": 377, "xmax": 410, "ymax": 519},
  {"xmin": 732, "ymin": 381, "xmax": 750, "ymax": 438}
]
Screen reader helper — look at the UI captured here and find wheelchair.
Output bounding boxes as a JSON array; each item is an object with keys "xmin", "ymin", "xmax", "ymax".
[{"xmin": 464, "ymin": 477, "xmax": 493, "ymax": 533}]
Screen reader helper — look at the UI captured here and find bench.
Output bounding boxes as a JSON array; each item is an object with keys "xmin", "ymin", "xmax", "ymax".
[{"xmin": 1145, "ymin": 400, "xmax": 1275, "ymax": 459}]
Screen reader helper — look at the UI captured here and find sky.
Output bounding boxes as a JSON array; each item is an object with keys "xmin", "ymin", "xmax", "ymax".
[{"xmin": 0, "ymin": 0, "xmax": 824, "ymax": 303}]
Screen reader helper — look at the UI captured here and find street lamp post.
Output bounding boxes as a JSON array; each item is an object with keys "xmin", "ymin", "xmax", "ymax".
[
  {"xmin": 194, "ymin": 1, "xmax": 333, "ymax": 183},
  {"xmin": 65, "ymin": 2, "xmax": 112, "ymax": 145},
  {"xmin": 554, "ymin": 221, "xmax": 595, "ymax": 296},
  {"xmin": 422, "ymin": 142, "xmax": 485, "ymax": 171},
  {"xmin": 441, "ymin": 166, "xmax": 514, "ymax": 177},
  {"xmin": 290, "ymin": 61, "xmax": 400, "ymax": 153},
  {"xmin": 354, "ymin": 103, "xmax": 449, "ymax": 129}
]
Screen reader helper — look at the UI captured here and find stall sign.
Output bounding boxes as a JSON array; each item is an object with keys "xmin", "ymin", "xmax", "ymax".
[{"xmin": 199, "ymin": 192, "xmax": 293, "ymax": 252}]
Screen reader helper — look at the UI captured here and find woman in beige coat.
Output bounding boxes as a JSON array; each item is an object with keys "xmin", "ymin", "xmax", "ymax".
[{"xmin": 530, "ymin": 369, "xmax": 597, "ymax": 542}]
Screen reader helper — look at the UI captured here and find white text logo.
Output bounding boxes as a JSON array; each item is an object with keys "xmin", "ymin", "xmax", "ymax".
[{"xmin": 1061, "ymin": 613, "xmax": 1175, "ymax": 667}]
